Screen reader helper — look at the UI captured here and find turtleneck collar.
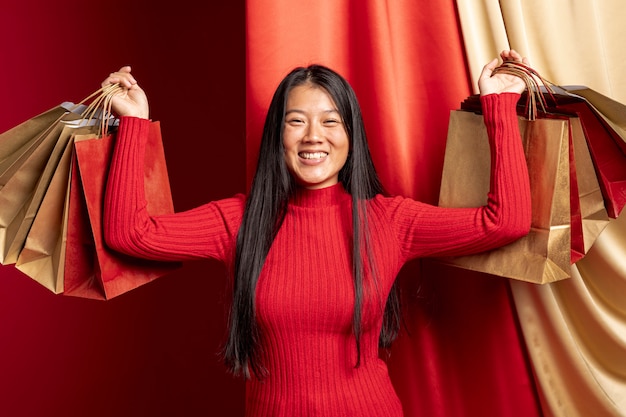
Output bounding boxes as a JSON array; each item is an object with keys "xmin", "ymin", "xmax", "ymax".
[{"xmin": 290, "ymin": 183, "xmax": 351, "ymax": 208}]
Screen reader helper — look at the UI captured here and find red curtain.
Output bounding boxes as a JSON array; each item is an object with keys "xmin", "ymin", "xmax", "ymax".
[{"xmin": 246, "ymin": 1, "xmax": 543, "ymax": 416}]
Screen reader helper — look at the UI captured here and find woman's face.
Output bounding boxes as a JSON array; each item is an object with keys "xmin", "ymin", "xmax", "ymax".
[{"xmin": 283, "ymin": 84, "xmax": 350, "ymax": 190}]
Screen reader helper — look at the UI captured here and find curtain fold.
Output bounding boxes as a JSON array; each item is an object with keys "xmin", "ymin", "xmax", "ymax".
[
  {"xmin": 456, "ymin": 1, "xmax": 626, "ymax": 415},
  {"xmin": 246, "ymin": 1, "xmax": 541, "ymax": 415},
  {"xmin": 457, "ymin": 0, "xmax": 626, "ymax": 102}
]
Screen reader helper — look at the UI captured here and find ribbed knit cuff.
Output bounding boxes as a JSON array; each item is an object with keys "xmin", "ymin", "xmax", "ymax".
[
  {"xmin": 117, "ymin": 116, "xmax": 151, "ymax": 145},
  {"xmin": 480, "ymin": 93, "xmax": 520, "ymax": 144}
]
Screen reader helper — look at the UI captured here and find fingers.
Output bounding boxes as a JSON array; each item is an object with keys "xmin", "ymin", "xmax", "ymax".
[
  {"xmin": 500, "ymin": 49, "xmax": 523, "ymax": 62},
  {"xmin": 101, "ymin": 65, "xmax": 137, "ymax": 89},
  {"xmin": 499, "ymin": 49, "xmax": 532, "ymax": 66},
  {"xmin": 492, "ymin": 49, "xmax": 532, "ymax": 73}
]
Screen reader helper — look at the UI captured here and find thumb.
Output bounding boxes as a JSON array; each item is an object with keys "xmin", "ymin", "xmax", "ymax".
[{"xmin": 480, "ymin": 58, "xmax": 499, "ymax": 80}]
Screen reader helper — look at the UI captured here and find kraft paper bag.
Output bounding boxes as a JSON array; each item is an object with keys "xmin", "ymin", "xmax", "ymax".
[
  {"xmin": 438, "ymin": 110, "xmax": 571, "ymax": 284},
  {"xmin": 0, "ymin": 105, "xmax": 68, "ymax": 177},
  {"xmin": 2, "ymin": 124, "xmax": 98, "ymax": 265},
  {"xmin": 14, "ymin": 126, "xmax": 97, "ymax": 292},
  {"xmin": 0, "ymin": 105, "xmax": 83, "ymax": 264},
  {"xmin": 63, "ymin": 121, "xmax": 181, "ymax": 300},
  {"xmin": 0, "ymin": 121, "xmax": 66, "ymax": 264}
]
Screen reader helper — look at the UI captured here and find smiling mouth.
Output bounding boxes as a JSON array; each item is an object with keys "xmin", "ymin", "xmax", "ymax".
[{"xmin": 299, "ymin": 151, "xmax": 328, "ymax": 160}]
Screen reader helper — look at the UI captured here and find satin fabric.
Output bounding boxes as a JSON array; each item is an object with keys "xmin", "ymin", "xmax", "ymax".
[
  {"xmin": 246, "ymin": 1, "xmax": 542, "ymax": 415},
  {"xmin": 457, "ymin": 1, "xmax": 626, "ymax": 415}
]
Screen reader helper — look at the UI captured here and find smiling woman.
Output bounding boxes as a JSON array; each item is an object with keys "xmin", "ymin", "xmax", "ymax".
[
  {"xmin": 100, "ymin": 56, "xmax": 531, "ymax": 416},
  {"xmin": 283, "ymin": 84, "xmax": 350, "ymax": 189}
]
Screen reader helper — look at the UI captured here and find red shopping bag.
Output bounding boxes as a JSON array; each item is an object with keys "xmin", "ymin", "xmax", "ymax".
[
  {"xmin": 63, "ymin": 121, "xmax": 180, "ymax": 300},
  {"xmin": 548, "ymin": 96, "xmax": 626, "ymax": 218}
]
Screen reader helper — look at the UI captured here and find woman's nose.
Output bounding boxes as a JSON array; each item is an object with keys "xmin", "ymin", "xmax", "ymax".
[{"xmin": 304, "ymin": 123, "xmax": 322, "ymax": 142}]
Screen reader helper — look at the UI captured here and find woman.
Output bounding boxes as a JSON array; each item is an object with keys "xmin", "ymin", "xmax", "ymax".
[{"xmin": 102, "ymin": 50, "xmax": 531, "ymax": 416}]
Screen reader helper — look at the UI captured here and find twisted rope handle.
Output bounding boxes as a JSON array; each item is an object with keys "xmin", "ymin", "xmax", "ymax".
[{"xmin": 492, "ymin": 61, "xmax": 558, "ymax": 120}]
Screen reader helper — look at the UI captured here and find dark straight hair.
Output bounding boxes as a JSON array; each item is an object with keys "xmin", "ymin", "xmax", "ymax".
[{"xmin": 224, "ymin": 64, "xmax": 401, "ymax": 379}]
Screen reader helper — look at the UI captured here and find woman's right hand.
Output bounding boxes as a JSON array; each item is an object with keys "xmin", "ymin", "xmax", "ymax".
[{"xmin": 101, "ymin": 66, "xmax": 150, "ymax": 119}]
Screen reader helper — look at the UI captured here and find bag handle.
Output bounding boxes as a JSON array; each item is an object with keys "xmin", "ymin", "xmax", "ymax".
[
  {"xmin": 65, "ymin": 83, "xmax": 124, "ymax": 137},
  {"xmin": 492, "ymin": 61, "xmax": 558, "ymax": 120}
]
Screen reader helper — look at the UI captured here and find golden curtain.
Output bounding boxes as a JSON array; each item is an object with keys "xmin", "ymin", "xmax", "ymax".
[{"xmin": 456, "ymin": 1, "xmax": 626, "ymax": 415}]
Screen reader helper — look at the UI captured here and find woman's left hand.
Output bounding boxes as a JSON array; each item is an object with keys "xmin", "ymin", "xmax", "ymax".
[{"xmin": 478, "ymin": 49, "xmax": 529, "ymax": 96}]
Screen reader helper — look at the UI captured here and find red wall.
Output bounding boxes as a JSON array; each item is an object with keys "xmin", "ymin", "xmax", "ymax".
[{"xmin": 0, "ymin": 2, "xmax": 246, "ymax": 416}]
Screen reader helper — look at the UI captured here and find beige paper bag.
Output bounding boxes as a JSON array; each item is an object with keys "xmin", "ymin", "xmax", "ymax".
[
  {"xmin": 14, "ymin": 133, "xmax": 77, "ymax": 293},
  {"xmin": 3, "ymin": 124, "xmax": 101, "ymax": 265},
  {"xmin": 0, "ymin": 122, "xmax": 66, "ymax": 264},
  {"xmin": 0, "ymin": 106, "xmax": 68, "ymax": 177},
  {"xmin": 438, "ymin": 110, "xmax": 571, "ymax": 284}
]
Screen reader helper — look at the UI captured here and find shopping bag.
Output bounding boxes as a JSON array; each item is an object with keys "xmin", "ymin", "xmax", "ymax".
[
  {"xmin": 6, "ymin": 84, "xmax": 179, "ymax": 298},
  {"xmin": 538, "ymin": 113, "xmax": 610, "ymax": 263},
  {"xmin": 548, "ymin": 96, "xmax": 626, "ymax": 218},
  {"xmin": 437, "ymin": 61, "xmax": 612, "ymax": 283},
  {"xmin": 562, "ymin": 85, "xmax": 626, "ymax": 155},
  {"xmin": 438, "ymin": 109, "xmax": 572, "ymax": 283},
  {"xmin": 491, "ymin": 61, "xmax": 626, "ymax": 219},
  {"xmin": 565, "ymin": 116, "xmax": 610, "ymax": 256},
  {"xmin": 2, "ymin": 124, "xmax": 97, "ymax": 265},
  {"xmin": 0, "ymin": 118, "xmax": 68, "ymax": 264},
  {"xmin": 0, "ymin": 105, "xmax": 69, "ymax": 177},
  {"xmin": 63, "ymin": 120, "xmax": 181, "ymax": 300},
  {"xmin": 14, "ymin": 126, "xmax": 94, "ymax": 293},
  {"xmin": 0, "ymin": 99, "xmax": 100, "ymax": 264}
]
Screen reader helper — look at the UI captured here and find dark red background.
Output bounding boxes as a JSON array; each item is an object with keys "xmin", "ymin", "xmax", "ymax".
[{"xmin": 0, "ymin": 1, "xmax": 246, "ymax": 416}]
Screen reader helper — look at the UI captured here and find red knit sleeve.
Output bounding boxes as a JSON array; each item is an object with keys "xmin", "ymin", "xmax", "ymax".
[
  {"xmin": 382, "ymin": 92, "xmax": 531, "ymax": 260},
  {"xmin": 103, "ymin": 117, "xmax": 244, "ymax": 263}
]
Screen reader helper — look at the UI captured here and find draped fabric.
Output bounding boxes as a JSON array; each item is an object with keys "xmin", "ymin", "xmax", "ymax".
[
  {"xmin": 457, "ymin": 0, "xmax": 626, "ymax": 102},
  {"xmin": 246, "ymin": 1, "xmax": 541, "ymax": 416},
  {"xmin": 457, "ymin": 1, "xmax": 626, "ymax": 416}
]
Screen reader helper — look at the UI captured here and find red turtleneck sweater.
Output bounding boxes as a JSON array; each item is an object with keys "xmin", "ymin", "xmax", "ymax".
[{"xmin": 104, "ymin": 93, "xmax": 530, "ymax": 416}]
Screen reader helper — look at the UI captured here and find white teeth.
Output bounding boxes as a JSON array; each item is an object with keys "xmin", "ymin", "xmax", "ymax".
[{"xmin": 299, "ymin": 152, "xmax": 327, "ymax": 159}]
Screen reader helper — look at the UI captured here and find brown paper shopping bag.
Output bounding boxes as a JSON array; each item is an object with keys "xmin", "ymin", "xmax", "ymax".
[
  {"xmin": 438, "ymin": 110, "xmax": 572, "ymax": 284},
  {"xmin": 14, "ymin": 135, "xmax": 75, "ymax": 294},
  {"xmin": 14, "ymin": 125, "xmax": 98, "ymax": 292},
  {"xmin": 0, "ymin": 105, "xmax": 69, "ymax": 178},
  {"xmin": 2, "ymin": 124, "xmax": 99, "ymax": 265},
  {"xmin": 0, "ymin": 120, "xmax": 68, "ymax": 264}
]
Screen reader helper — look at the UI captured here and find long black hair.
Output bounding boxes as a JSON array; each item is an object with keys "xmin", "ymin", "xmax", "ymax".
[{"xmin": 224, "ymin": 64, "xmax": 401, "ymax": 379}]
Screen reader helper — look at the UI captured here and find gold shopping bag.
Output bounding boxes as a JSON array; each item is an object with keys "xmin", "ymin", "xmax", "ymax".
[
  {"xmin": 14, "ymin": 126, "xmax": 97, "ymax": 293},
  {"xmin": 438, "ymin": 110, "xmax": 571, "ymax": 284},
  {"xmin": 0, "ymin": 105, "xmax": 69, "ymax": 178}
]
